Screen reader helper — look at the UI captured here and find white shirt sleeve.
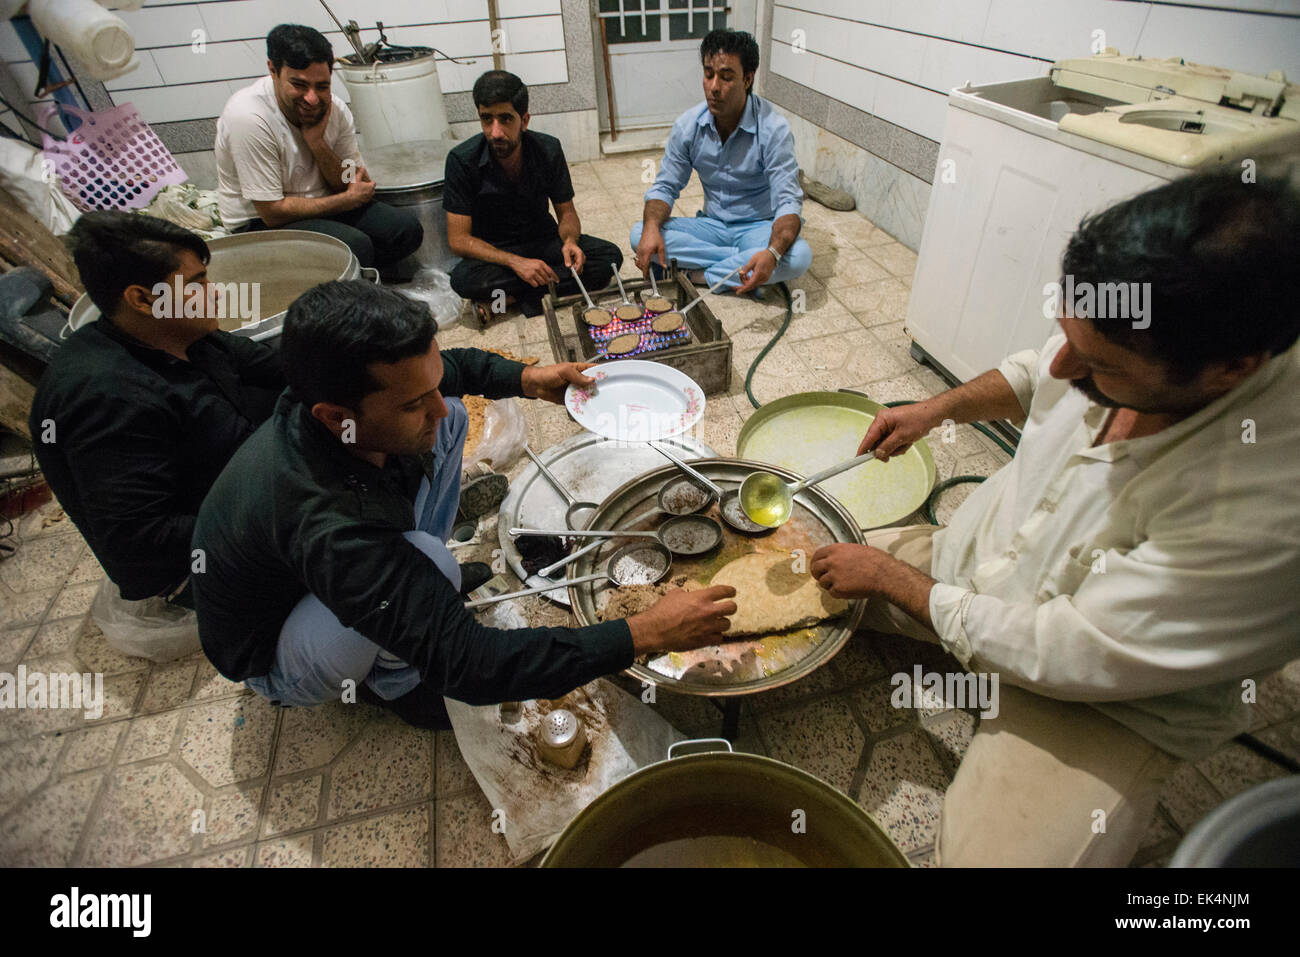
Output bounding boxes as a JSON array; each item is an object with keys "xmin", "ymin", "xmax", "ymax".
[
  {"xmin": 997, "ymin": 338, "xmax": 1055, "ymax": 418},
  {"xmin": 644, "ymin": 114, "xmax": 693, "ymax": 208}
]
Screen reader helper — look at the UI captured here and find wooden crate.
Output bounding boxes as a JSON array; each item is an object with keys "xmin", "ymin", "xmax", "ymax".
[{"xmin": 542, "ymin": 262, "xmax": 733, "ymax": 396}]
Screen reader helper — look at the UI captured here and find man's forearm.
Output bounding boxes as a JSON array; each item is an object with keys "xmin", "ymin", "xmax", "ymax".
[
  {"xmin": 877, "ymin": 557, "xmax": 938, "ymax": 631},
  {"xmin": 767, "ymin": 213, "xmax": 802, "ymax": 258},
  {"xmin": 642, "ymin": 199, "xmax": 671, "ymax": 231},
  {"xmin": 557, "ymin": 209, "xmax": 581, "ymax": 246},
  {"xmin": 308, "ymin": 140, "xmax": 347, "ymax": 191},
  {"xmin": 258, "ymin": 193, "xmax": 354, "ymax": 226},
  {"xmin": 918, "ymin": 369, "xmax": 1025, "ymax": 428},
  {"xmin": 450, "ymin": 234, "xmax": 520, "ymax": 269}
]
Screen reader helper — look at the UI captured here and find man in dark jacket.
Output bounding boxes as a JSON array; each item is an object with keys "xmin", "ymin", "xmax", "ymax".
[
  {"xmin": 29, "ymin": 212, "xmax": 284, "ymax": 607},
  {"xmin": 191, "ymin": 280, "xmax": 736, "ymax": 727}
]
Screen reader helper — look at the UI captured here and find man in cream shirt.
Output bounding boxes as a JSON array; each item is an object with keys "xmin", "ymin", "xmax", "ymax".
[
  {"xmin": 215, "ymin": 24, "xmax": 421, "ymax": 272},
  {"xmin": 811, "ymin": 171, "xmax": 1300, "ymax": 866}
]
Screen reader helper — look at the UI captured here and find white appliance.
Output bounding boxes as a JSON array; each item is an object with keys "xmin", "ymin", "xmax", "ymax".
[
  {"xmin": 338, "ymin": 51, "xmax": 452, "ymax": 151},
  {"xmin": 905, "ymin": 52, "xmax": 1300, "ymax": 386}
]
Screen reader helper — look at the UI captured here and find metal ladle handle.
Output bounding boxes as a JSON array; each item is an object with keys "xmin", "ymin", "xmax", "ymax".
[
  {"xmin": 679, "ymin": 264, "xmax": 744, "ymax": 317},
  {"xmin": 524, "ymin": 446, "xmax": 575, "ymax": 506},
  {"xmin": 464, "ymin": 571, "xmax": 606, "ymax": 609},
  {"xmin": 650, "ymin": 441, "xmax": 724, "ymax": 497},
  {"xmin": 569, "ymin": 265, "xmax": 596, "ymax": 310},
  {"xmin": 612, "ymin": 269, "xmax": 633, "ymax": 305},
  {"xmin": 535, "ymin": 506, "xmax": 661, "ymax": 577},
  {"xmin": 511, "ymin": 527, "xmax": 657, "ymax": 540},
  {"xmin": 790, "ymin": 451, "xmax": 881, "ymax": 494}
]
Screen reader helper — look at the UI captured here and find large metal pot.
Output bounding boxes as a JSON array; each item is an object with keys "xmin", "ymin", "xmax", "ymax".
[
  {"xmin": 68, "ymin": 230, "xmax": 376, "ymax": 341},
  {"xmin": 364, "ymin": 137, "xmax": 459, "ymax": 273},
  {"xmin": 541, "ymin": 740, "xmax": 910, "ymax": 867}
]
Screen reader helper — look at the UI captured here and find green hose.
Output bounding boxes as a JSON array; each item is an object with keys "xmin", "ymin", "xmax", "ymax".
[{"xmin": 739, "ymin": 289, "xmax": 1020, "ymax": 525}]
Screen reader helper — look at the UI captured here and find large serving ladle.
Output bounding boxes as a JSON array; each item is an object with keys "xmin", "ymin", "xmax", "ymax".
[
  {"xmin": 524, "ymin": 445, "xmax": 598, "ymax": 530},
  {"xmin": 738, "ymin": 451, "xmax": 882, "ymax": 528},
  {"xmin": 465, "ymin": 541, "xmax": 672, "ymax": 609},
  {"xmin": 572, "ymin": 266, "xmax": 613, "ymax": 326}
]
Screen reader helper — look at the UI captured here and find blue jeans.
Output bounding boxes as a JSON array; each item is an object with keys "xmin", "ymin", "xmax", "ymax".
[
  {"xmin": 244, "ymin": 399, "xmax": 468, "ymax": 707},
  {"xmin": 629, "ymin": 213, "xmax": 813, "ymax": 287}
]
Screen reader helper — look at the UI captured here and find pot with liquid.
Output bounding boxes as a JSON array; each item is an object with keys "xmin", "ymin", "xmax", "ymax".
[
  {"xmin": 541, "ymin": 741, "xmax": 909, "ymax": 868},
  {"xmin": 68, "ymin": 230, "xmax": 371, "ymax": 342}
]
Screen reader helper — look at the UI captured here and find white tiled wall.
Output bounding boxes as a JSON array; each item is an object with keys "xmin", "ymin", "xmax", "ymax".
[
  {"xmin": 0, "ymin": 0, "xmax": 568, "ymax": 130},
  {"xmin": 769, "ymin": 0, "xmax": 1300, "ymax": 145}
]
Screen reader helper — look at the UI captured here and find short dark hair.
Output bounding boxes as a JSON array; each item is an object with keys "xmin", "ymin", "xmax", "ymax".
[
  {"xmin": 472, "ymin": 70, "xmax": 528, "ymax": 116},
  {"xmin": 701, "ymin": 28, "xmax": 759, "ymax": 77},
  {"xmin": 281, "ymin": 280, "xmax": 437, "ymax": 410},
  {"xmin": 65, "ymin": 211, "xmax": 209, "ymax": 319},
  {"xmin": 267, "ymin": 24, "xmax": 333, "ymax": 72},
  {"xmin": 1061, "ymin": 170, "xmax": 1300, "ymax": 379}
]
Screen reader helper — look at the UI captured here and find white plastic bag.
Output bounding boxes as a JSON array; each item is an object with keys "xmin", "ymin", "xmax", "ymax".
[
  {"xmin": 462, "ymin": 396, "xmax": 527, "ymax": 473},
  {"xmin": 90, "ymin": 578, "xmax": 201, "ymax": 663},
  {"xmin": 0, "ymin": 138, "xmax": 79, "ymax": 233},
  {"xmin": 399, "ymin": 265, "xmax": 463, "ymax": 329}
]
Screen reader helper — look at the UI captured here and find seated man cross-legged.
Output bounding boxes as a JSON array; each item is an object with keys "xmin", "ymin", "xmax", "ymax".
[
  {"xmin": 444, "ymin": 70, "xmax": 623, "ymax": 320},
  {"xmin": 191, "ymin": 280, "xmax": 737, "ymax": 728},
  {"xmin": 632, "ymin": 29, "xmax": 812, "ymax": 296}
]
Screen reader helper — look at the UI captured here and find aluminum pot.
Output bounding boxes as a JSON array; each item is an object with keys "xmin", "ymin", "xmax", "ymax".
[
  {"xmin": 68, "ymin": 230, "xmax": 377, "ymax": 342},
  {"xmin": 541, "ymin": 740, "xmax": 910, "ymax": 867}
]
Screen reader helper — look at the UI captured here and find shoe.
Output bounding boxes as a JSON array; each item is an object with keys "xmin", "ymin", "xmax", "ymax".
[
  {"xmin": 800, "ymin": 169, "xmax": 856, "ymax": 211},
  {"xmin": 457, "ymin": 469, "xmax": 508, "ymax": 521},
  {"xmin": 356, "ymin": 681, "xmax": 452, "ymax": 730},
  {"xmin": 457, "ymin": 561, "xmax": 493, "ymax": 597}
]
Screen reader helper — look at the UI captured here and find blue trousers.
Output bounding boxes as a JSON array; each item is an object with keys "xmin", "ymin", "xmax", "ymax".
[
  {"xmin": 244, "ymin": 399, "xmax": 468, "ymax": 707},
  {"xmin": 629, "ymin": 213, "xmax": 812, "ymax": 288}
]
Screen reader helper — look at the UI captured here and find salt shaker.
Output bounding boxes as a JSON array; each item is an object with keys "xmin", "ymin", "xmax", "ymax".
[{"xmin": 536, "ymin": 708, "xmax": 586, "ymax": 769}]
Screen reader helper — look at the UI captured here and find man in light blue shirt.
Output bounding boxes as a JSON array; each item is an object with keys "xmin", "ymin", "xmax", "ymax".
[{"xmin": 631, "ymin": 29, "xmax": 811, "ymax": 295}]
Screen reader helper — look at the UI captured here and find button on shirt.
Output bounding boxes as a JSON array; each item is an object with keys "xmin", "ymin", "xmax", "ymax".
[
  {"xmin": 215, "ymin": 75, "xmax": 363, "ymax": 229},
  {"xmin": 928, "ymin": 332, "xmax": 1300, "ymax": 760},
  {"xmin": 442, "ymin": 131, "xmax": 574, "ymax": 248},
  {"xmin": 644, "ymin": 95, "xmax": 802, "ymax": 224}
]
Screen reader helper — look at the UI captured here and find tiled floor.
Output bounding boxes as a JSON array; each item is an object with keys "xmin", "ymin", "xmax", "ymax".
[{"xmin": 2, "ymin": 151, "xmax": 1296, "ymax": 867}]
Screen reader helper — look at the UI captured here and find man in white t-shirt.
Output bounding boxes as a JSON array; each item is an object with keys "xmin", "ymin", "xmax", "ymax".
[{"xmin": 215, "ymin": 24, "xmax": 421, "ymax": 272}]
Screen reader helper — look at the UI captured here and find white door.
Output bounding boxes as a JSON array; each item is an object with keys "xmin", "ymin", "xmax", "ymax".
[{"xmin": 594, "ymin": 0, "xmax": 734, "ymax": 132}]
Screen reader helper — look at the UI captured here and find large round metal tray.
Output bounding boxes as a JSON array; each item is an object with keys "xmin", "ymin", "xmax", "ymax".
[
  {"xmin": 497, "ymin": 431, "xmax": 716, "ymax": 607},
  {"xmin": 567, "ymin": 458, "xmax": 866, "ymax": 696},
  {"xmin": 736, "ymin": 390, "xmax": 936, "ymax": 529}
]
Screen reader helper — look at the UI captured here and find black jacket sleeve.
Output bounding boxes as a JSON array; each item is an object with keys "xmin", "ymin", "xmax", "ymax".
[
  {"xmin": 219, "ymin": 332, "xmax": 285, "ymax": 391},
  {"xmin": 440, "ymin": 347, "xmax": 526, "ymax": 399}
]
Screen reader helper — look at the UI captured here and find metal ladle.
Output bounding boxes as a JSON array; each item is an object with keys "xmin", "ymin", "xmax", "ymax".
[
  {"xmin": 650, "ymin": 441, "xmax": 725, "ymax": 513},
  {"xmin": 739, "ymin": 451, "xmax": 882, "ymax": 528},
  {"xmin": 511, "ymin": 513, "xmax": 723, "ymax": 557},
  {"xmin": 524, "ymin": 445, "xmax": 598, "ymax": 530},
  {"xmin": 610, "ymin": 270, "xmax": 643, "ymax": 321},
  {"xmin": 465, "ymin": 541, "xmax": 672, "ymax": 609},
  {"xmin": 572, "ymin": 266, "xmax": 613, "ymax": 327},
  {"xmin": 535, "ymin": 506, "xmax": 659, "ymax": 579},
  {"xmin": 679, "ymin": 264, "xmax": 744, "ymax": 317}
]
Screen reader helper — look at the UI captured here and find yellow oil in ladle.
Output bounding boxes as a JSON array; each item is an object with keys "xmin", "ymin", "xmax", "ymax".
[{"xmin": 739, "ymin": 451, "xmax": 881, "ymax": 528}]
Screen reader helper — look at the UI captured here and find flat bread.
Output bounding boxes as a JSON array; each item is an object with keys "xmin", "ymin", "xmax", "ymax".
[{"xmin": 710, "ymin": 552, "xmax": 850, "ymax": 637}]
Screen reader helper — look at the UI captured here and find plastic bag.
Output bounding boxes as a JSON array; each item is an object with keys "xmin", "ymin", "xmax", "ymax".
[
  {"xmin": 444, "ymin": 678, "xmax": 684, "ymax": 864},
  {"xmin": 0, "ymin": 138, "xmax": 79, "ymax": 233},
  {"xmin": 90, "ymin": 578, "xmax": 201, "ymax": 663},
  {"xmin": 462, "ymin": 396, "xmax": 527, "ymax": 474},
  {"xmin": 399, "ymin": 265, "xmax": 463, "ymax": 329}
]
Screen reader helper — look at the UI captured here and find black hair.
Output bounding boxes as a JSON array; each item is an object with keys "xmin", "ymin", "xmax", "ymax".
[
  {"xmin": 472, "ymin": 70, "xmax": 528, "ymax": 116},
  {"xmin": 1061, "ymin": 170, "xmax": 1300, "ymax": 379},
  {"xmin": 700, "ymin": 28, "xmax": 759, "ymax": 78},
  {"xmin": 281, "ymin": 280, "xmax": 437, "ymax": 410},
  {"xmin": 65, "ymin": 211, "xmax": 209, "ymax": 319},
  {"xmin": 267, "ymin": 24, "xmax": 333, "ymax": 72}
]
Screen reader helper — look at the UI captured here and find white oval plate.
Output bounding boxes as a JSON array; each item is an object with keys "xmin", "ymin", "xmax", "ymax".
[{"xmin": 565, "ymin": 360, "xmax": 706, "ymax": 442}]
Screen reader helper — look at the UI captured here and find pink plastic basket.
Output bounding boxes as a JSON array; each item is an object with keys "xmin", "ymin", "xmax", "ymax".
[{"xmin": 40, "ymin": 102, "xmax": 187, "ymax": 212}]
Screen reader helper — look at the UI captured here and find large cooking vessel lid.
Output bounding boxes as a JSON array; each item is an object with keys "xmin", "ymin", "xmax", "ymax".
[{"xmin": 366, "ymin": 138, "xmax": 459, "ymax": 190}]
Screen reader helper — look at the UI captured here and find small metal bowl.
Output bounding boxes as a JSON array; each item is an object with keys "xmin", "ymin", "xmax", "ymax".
[
  {"xmin": 584, "ymin": 306, "xmax": 614, "ymax": 327},
  {"xmin": 614, "ymin": 303, "xmax": 644, "ymax": 321},
  {"xmin": 719, "ymin": 489, "xmax": 776, "ymax": 536},
  {"xmin": 657, "ymin": 476, "xmax": 717, "ymax": 516},
  {"xmin": 604, "ymin": 540, "xmax": 674, "ymax": 586},
  {"xmin": 656, "ymin": 514, "xmax": 724, "ymax": 556}
]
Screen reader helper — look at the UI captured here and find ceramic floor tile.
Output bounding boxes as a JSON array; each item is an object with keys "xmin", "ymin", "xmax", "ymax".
[
  {"xmin": 15, "ymin": 501, "xmax": 75, "ymax": 540},
  {"xmin": 758, "ymin": 695, "xmax": 865, "ymax": 795},
  {"xmin": 1256, "ymin": 716, "xmax": 1300, "ymax": 762},
  {"xmin": 82, "ymin": 762, "xmax": 204, "ymax": 866},
  {"xmin": 254, "ymin": 833, "xmax": 316, "ymax": 867},
  {"xmin": 850, "ymin": 677, "xmax": 917, "ymax": 734},
  {"xmin": 189, "ymin": 659, "xmax": 250, "ymax": 701},
  {"xmin": 72, "ymin": 623, "xmax": 151, "ymax": 676},
  {"xmin": 66, "ymin": 550, "xmax": 106, "ymax": 585},
  {"xmin": 794, "ymin": 329, "xmax": 908, "ymax": 390},
  {"xmin": 88, "ymin": 671, "xmax": 148, "ymax": 725},
  {"xmin": 750, "ymin": 659, "xmax": 844, "ymax": 712},
  {"xmin": 829, "ymin": 278, "xmax": 909, "ymax": 324},
  {"xmin": 179, "ymin": 694, "xmax": 278, "ymax": 787},
  {"xmin": 0, "ymin": 625, "xmax": 36, "ymax": 668},
  {"xmin": 0, "ymin": 770, "xmax": 104, "ymax": 866},
  {"xmin": 1194, "ymin": 742, "xmax": 1286, "ymax": 799},
  {"xmin": 0, "ymin": 586, "xmax": 57, "ymax": 631},
  {"xmin": 1137, "ymin": 807, "xmax": 1180, "ymax": 853},
  {"xmin": 326, "ymin": 715, "xmax": 432, "ymax": 820},
  {"xmin": 262, "ymin": 775, "xmax": 322, "ymax": 837},
  {"xmin": 435, "ymin": 730, "xmax": 479, "ymax": 797},
  {"xmin": 273, "ymin": 700, "xmax": 374, "ymax": 775},
  {"xmin": 192, "ymin": 846, "xmax": 251, "ymax": 868},
  {"xmin": 856, "ymin": 731, "xmax": 950, "ymax": 854},
  {"xmin": 140, "ymin": 660, "xmax": 199, "ymax": 713},
  {"xmin": 45, "ymin": 582, "xmax": 100, "ymax": 622},
  {"xmin": 0, "ymin": 532, "xmax": 82, "ymax": 594},
  {"xmin": 932, "ymin": 481, "xmax": 978, "ymax": 525},
  {"xmin": 203, "ymin": 784, "xmax": 263, "ymax": 847},
  {"xmin": 119, "ymin": 709, "xmax": 184, "ymax": 763},
  {"xmin": 634, "ymin": 686, "xmax": 720, "ymax": 736},
  {"xmin": 60, "ymin": 721, "xmax": 126, "ymax": 773},
  {"xmin": 829, "ymin": 632, "xmax": 892, "ymax": 685},
  {"xmin": 0, "ymin": 735, "xmax": 62, "ymax": 815},
  {"xmin": 435, "ymin": 787, "xmax": 514, "ymax": 867},
  {"xmin": 729, "ymin": 342, "xmax": 813, "ymax": 406},
  {"xmin": 856, "ymin": 373, "xmax": 932, "ymax": 405},
  {"xmin": 907, "ymin": 845, "xmax": 937, "ymax": 868},
  {"xmin": 923, "ymin": 709, "xmax": 977, "ymax": 771},
  {"xmin": 26, "ymin": 615, "xmax": 85, "ymax": 658},
  {"xmin": 321, "ymin": 806, "xmax": 430, "ymax": 867},
  {"xmin": 864, "ymin": 242, "xmax": 919, "ymax": 279},
  {"xmin": 1158, "ymin": 763, "xmax": 1225, "ymax": 832},
  {"xmin": 1256, "ymin": 660, "xmax": 1300, "ymax": 721}
]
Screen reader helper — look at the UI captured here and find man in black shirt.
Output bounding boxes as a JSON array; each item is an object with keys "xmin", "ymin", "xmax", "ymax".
[
  {"xmin": 29, "ymin": 212, "xmax": 283, "ymax": 607},
  {"xmin": 445, "ymin": 70, "xmax": 623, "ymax": 319},
  {"xmin": 191, "ymin": 280, "xmax": 736, "ymax": 728}
]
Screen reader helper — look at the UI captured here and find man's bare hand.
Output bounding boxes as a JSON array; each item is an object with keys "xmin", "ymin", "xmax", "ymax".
[
  {"xmin": 627, "ymin": 585, "xmax": 738, "ymax": 655},
  {"xmin": 341, "ymin": 173, "xmax": 375, "ymax": 209},
  {"xmin": 521, "ymin": 361, "xmax": 596, "ymax": 404},
  {"xmin": 857, "ymin": 401, "xmax": 940, "ymax": 460},
  {"xmin": 511, "ymin": 256, "xmax": 559, "ymax": 287},
  {"xmin": 734, "ymin": 248, "xmax": 777, "ymax": 295},
  {"xmin": 299, "ymin": 97, "xmax": 332, "ymax": 147},
  {"xmin": 634, "ymin": 223, "xmax": 667, "ymax": 276},
  {"xmin": 561, "ymin": 241, "xmax": 586, "ymax": 274},
  {"xmin": 810, "ymin": 543, "xmax": 888, "ymax": 599}
]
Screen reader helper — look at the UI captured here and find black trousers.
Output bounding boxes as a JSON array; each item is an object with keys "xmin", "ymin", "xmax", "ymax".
[
  {"xmin": 450, "ymin": 233, "xmax": 623, "ymax": 317},
  {"xmin": 240, "ymin": 200, "xmax": 423, "ymax": 270}
]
